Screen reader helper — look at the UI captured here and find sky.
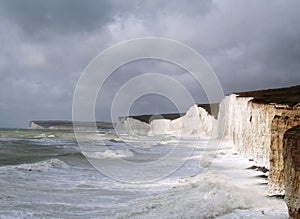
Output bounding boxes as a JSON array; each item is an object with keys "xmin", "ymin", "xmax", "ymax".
[{"xmin": 0, "ymin": 0, "xmax": 300, "ymax": 128}]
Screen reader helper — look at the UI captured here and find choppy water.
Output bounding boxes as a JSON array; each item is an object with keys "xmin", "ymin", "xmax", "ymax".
[
  {"xmin": 0, "ymin": 129, "xmax": 288, "ymax": 218},
  {"xmin": 0, "ymin": 129, "xmax": 204, "ymax": 218}
]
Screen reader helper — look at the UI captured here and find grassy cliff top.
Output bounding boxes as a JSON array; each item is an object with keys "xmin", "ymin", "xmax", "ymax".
[{"xmin": 236, "ymin": 85, "xmax": 300, "ymax": 107}]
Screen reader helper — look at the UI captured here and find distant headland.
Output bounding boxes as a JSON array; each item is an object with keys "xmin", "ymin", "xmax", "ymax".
[{"xmin": 29, "ymin": 120, "xmax": 114, "ymax": 130}]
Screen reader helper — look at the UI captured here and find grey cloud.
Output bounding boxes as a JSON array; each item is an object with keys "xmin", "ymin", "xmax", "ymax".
[
  {"xmin": 0, "ymin": 0, "xmax": 300, "ymax": 127},
  {"xmin": 0, "ymin": 0, "xmax": 114, "ymax": 36}
]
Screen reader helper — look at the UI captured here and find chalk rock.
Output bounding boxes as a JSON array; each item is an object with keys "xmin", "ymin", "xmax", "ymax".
[
  {"xmin": 269, "ymin": 111, "xmax": 300, "ymax": 195},
  {"xmin": 283, "ymin": 125, "xmax": 300, "ymax": 219},
  {"xmin": 217, "ymin": 94, "xmax": 288, "ymax": 168},
  {"xmin": 116, "ymin": 105, "xmax": 217, "ymax": 138},
  {"xmin": 115, "ymin": 117, "xmax": 150, "ymax": 135}
]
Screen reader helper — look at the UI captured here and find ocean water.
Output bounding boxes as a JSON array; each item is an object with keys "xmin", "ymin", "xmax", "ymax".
[{"xmin": 0, "ymin": 128, "xmax": 288, "ymax": 218}]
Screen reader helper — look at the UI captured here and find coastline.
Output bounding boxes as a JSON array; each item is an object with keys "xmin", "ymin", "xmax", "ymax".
[
  {"xmin": 23, "ymin": 84, "xmax": 300, "ymax": 218},
  {"xmin": 114, "ymin": 84, "xmax": 300, "ymax": 218}
]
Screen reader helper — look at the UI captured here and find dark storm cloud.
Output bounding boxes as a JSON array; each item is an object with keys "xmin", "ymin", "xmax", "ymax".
[
  {"xmin": 0, "ymin": 0, "xmax": 114, "ymax": 35},
  {"xmin": 0, "ymin": 0, "xmax": 300, "ymax": 127}
]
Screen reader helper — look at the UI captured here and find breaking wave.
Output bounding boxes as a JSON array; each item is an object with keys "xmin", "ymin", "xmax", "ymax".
[
  {"xmin": 116, "ymin": 171, "xmax": 253, "ymax": 218},
  {"xmin": 83, "ymin": 148, "xmax": 134, "ymax": 159},
  {"xmin": 1, "ymin": 159, "xmax": 68, "ymax": 172}
]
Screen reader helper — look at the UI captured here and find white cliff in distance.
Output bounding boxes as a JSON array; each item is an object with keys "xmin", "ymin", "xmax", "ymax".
[{"xmin": 116, "ymin": 105, "xmax": 217, "ymax": 138}]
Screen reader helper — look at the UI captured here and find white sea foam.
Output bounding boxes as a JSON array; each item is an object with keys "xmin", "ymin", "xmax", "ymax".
[
  {"xmin": 83, "ymin": 148, "xmax": 134, "ymax": 159},
  {"xmin": 115, "ymin": 171, "xmax": 252, "ymax": 218},
  {"xmin": 47, "ymin": 134, "xmax": 56, "ymax": 138},
  {"xmin": 111, "ymin": 146, "xmax": 288, "ymax": 219}
]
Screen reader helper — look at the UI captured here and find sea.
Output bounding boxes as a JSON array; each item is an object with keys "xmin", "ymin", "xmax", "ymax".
[{"xmin": 0, "ymin": 128, "xmax": 288, "ymax": 218}]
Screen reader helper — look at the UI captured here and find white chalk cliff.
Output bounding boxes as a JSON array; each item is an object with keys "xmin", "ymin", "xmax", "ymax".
[
  {"xmin": 117, "ymin": 94, "xmax": 287, "ymax": 166},
  {"xmin": 217, "ymin": 94, "xmax": 289, "ymax": 168},
  {"xmin": 116, "ymin": 86, "xmax": 300, "ymax": 199},
  {"xmin": 116, "ymin": 105, "xmax": 217, "ymax": 138},
  {"xmin": 217, "ymin": 94, "xmax": 300, "ymax": 196}
]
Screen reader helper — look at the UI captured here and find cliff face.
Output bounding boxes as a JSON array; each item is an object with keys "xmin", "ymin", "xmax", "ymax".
[
  {"xmin": 116, "ymin": 117, "xmax": 150, "ymax": 135},
  {"xmin": 269, "ymin": 112, "xmax": 300, "ymax": 195},
  {"xmin": 116, "ymin": 105, "xmax": 217, "ymax": 137},
  {"xmin": 217, "ymin": 94, "xmax": 289, "ymax": 168},
  {"xmin": 283, "ymin": 126, "xmax": 300, "ymax": 219},
  {"xmin": 217, "ymin": 93, "xmax": 300, "ymax": 196},
  {"xmin": 99, "ymin": 85, "xmax": 300, "ymax": 200},
  {"xmin": 29, "ymin": 121, "xmax": 45, "ymax": 129},
  {"xmin": 167, "ymin": 105, "xmax": 217, "ymax": 136}
]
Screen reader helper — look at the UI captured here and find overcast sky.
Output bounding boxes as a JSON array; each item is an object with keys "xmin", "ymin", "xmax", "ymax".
[{"xmin": 0, "ymin": 0, "xmax": 300, "ymax": 128}]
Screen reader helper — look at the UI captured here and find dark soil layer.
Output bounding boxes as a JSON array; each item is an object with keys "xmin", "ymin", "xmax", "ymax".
[{"xmin": 236, "ymin": 85, "xmax": 300, "ymax": 107}]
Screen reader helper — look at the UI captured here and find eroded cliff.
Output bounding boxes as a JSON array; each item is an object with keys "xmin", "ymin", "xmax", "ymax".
[
  {"xmin": 217, "ymin": 85, "xmax": 300, "ymax": 196},
  {"xmin": 284, "ymin": 125, "xmax": 300, "ymax": 219},
  {"xmin": 269, "ymin": 112, "xmax": 300, "ymax": 195},
  {"xmin": 217, "ymin": 94, "xmax": 290, "ymax": 168}
]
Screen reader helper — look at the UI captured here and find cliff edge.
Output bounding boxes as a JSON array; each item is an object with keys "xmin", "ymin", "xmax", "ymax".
[
  {"xmin": 217, "ymin": 85, "xmax": 300, "ymax": 196},
  {"xmin": 269, "ymin": 111, "xmax": 300, "ymax": 195}
]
